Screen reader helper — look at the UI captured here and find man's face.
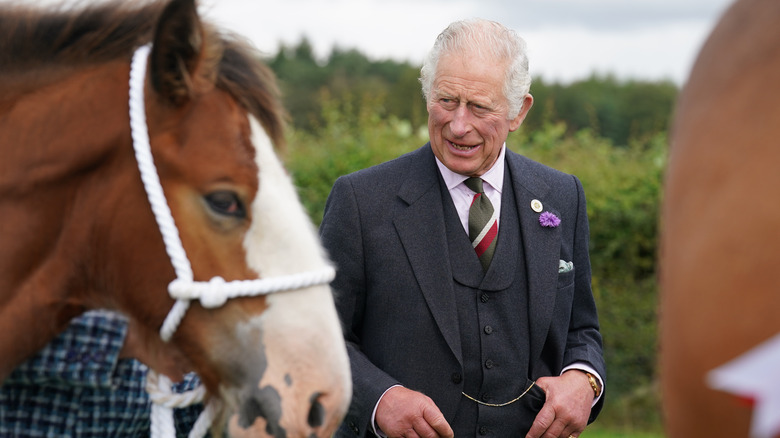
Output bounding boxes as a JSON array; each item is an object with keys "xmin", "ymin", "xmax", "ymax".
[{"xmin": 427, "ymin": 53, "xmax": 531, "ymax": 177}]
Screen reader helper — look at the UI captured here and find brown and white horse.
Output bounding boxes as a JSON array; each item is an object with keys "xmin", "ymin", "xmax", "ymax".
[
  {"xmin": 660, "ymin": 0, "xmax": 780, "ymax": 436},
  {"xmin": 0, "ymin": 0, "xmax": 350, "ymax": 436}
]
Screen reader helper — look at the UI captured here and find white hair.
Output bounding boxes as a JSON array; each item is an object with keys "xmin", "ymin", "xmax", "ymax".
[{"xmin": 420, "ymin": 18, "xmax": 532, "ymax": 119}]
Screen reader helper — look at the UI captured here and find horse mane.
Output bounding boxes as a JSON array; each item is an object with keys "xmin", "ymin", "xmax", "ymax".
[{"xmin": 0, "ymin": 0, "xmax": 287, "ymax": 147}]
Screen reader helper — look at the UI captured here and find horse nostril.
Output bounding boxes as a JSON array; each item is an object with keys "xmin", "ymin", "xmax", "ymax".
[
  {"xmin": 307, "ymin": 392, "xmax": 326, "ymax": 428},
  {"xmin": 239, "ymin": 385, "xmax": 285, "ymax": 436}
]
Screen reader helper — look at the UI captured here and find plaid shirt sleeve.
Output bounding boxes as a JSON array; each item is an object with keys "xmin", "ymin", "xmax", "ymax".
[{"xmin": 0, "ymin": 310, "xmax": 205, "ymax": 438}]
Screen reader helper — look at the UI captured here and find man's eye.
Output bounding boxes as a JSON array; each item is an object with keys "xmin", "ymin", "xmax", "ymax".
[
  {"xmin": 472, "ymin": 105, "xmax": 490, "ymax": 114},
  {"xmin": 440, "ymin": 98, "xmax": 457, "ymax": 109}
]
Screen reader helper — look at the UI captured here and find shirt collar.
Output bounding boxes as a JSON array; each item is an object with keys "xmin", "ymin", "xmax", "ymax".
[{"xmin": 435, "ymin": 144, "xmax": 506, "ymax": 193}]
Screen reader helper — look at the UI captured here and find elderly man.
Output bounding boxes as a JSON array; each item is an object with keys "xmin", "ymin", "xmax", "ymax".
[{"xmin": 321, "ymin": 18, "xmax": 605, "ymax": 438}]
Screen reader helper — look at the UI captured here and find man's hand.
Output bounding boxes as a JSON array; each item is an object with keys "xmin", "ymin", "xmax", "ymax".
[
  {"xmin": 375, "ymin": 386, "xmax": 454, "ymax": 438},
  {"xmin": 525, "ymin": 370, "xmax": 594, "ymax": 438}
]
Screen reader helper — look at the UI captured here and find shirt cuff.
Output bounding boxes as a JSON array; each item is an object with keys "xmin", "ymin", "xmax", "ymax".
[
  {"xmin": 562, "ymin": 363, "xmax": 604, "ymax": 407},
  {"xmin": 371, "ymin": 384, "xmax": 403, "ymax": 437}
]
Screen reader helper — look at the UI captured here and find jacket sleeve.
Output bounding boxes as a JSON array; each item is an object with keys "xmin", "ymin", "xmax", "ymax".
[{"xmin": 320, "ymin": 175, "xmax": 400, "ymax": 437}]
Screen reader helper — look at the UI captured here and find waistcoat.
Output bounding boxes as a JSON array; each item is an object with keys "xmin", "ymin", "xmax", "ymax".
[{"xmin": 442, "ymin": 169, "xmax": 545, "ymax": 437}]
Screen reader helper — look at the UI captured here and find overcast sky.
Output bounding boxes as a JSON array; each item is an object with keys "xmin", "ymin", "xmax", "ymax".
[
  {"xmin": 2, "ymin": 0, "xmax": 736, "ymax": 85},
  {"xmin": 200, "ymin": 0, "xmax": 735, "ymax": 85}
]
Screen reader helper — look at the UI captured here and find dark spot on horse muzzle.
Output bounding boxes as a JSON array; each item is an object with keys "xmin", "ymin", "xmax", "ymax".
[
  {"xmin": 307, "ymin": 392, "xmax": 325, "ymax": 428},
  {"xmin": 238, "ymin": 386, "xmax": 286, "ymax": 437},
  {"xmin": 237, "ymin": 386, "xmax": 329, "ymax": 437}
]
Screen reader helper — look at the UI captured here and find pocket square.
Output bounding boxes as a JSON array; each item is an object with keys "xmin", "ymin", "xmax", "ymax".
[{"xmin": 558, "ymin": 260, "xmax": 574, "ymax": 273}]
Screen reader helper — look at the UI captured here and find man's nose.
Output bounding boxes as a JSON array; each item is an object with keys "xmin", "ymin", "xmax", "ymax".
[{"xmin": 450, "ymin": 105, "xmax": 473, "ymax": 137}]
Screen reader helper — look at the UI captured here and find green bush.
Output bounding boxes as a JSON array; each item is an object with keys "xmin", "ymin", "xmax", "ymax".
[
  {"xmin": 511, "ymin": 123, "xmax": 665, "ymax": 430},
  {"xmin": 285, "ymin": 95, "xmax": 425, "ymax": 225}
]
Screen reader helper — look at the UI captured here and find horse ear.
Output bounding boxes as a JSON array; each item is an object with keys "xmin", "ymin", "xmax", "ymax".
[{"xmin": 149, "ymin": 0, "xmax": 203, "ymax": 106}]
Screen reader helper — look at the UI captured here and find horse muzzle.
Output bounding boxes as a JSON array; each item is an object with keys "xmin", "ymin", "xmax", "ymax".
[{"xmin": 217, "ymin": 284, "xmax": 351, "ymax": 438}]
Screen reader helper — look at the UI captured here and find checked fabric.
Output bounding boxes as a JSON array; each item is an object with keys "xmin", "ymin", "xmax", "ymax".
[{"xmin": 465, "ymin": 177, "xmax": 498, "ymax": 271}]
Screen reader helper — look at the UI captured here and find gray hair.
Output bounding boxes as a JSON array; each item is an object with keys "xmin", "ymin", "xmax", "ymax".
[{"xmin": 420, "ymin": 18, "xmax": 531, "ymax": 119}]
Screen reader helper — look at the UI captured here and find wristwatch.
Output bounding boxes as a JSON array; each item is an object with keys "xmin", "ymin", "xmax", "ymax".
[{"xmin": 584, "ymin": 372, "xmax": 602, "ymax": 397}]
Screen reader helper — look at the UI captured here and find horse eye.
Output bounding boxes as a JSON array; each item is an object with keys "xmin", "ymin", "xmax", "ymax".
[{"xmin": 205, "ymin": 191, "xmax": 246, "ymax": 219}]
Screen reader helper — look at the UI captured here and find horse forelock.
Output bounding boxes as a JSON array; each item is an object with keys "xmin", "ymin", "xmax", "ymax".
[
  {"xmin": 0, "ymin": 0, "xmax": 287, "ymax": 149},
  {"xmin": 215, "ymin": 32, "xmax": 288, "ymax": 151}
]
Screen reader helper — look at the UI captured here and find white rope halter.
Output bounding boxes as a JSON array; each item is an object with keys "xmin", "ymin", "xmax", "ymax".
[{"xmin": 128, "ymin": 44, "xmax": 335, "ymax": 437}]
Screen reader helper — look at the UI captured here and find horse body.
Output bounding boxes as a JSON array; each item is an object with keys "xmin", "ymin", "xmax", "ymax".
[
  {"xmin": 660, "ymin": 0, "xmax": 780, "ymax": 436},
  {"xmin": 0, "ymin": 1, "xmax": 350, "ymax": 436}
]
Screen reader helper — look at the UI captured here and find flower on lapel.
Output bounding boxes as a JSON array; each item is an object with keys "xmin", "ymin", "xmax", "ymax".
[{"xmin": 539, "ymin": 211, "xmax": 561, "ymax": 228}]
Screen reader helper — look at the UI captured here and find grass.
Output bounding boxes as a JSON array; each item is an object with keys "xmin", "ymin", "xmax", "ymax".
[{"xmin": 582, "ymin": 426, "xmax": 664, "ymax": 438}]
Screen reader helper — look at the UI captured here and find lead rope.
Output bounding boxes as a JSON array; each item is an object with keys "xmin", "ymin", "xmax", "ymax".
[
  {"xmin": 146, "ymin": 371, "xmax": 221, "ymax": 438},
  {"xmin": 129, "ymin": 44, "xmax": 335, "ymax": 437}
]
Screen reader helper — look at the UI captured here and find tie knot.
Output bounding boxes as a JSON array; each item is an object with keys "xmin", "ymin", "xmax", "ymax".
[{"xmin": 464, "ymin": 177, "xmax": 484, "ymax": 194}]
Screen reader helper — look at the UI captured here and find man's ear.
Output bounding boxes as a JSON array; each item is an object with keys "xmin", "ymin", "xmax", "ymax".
[{"xmin": 509, "ymin": 94, "xmax": 534, "ymax": 132}]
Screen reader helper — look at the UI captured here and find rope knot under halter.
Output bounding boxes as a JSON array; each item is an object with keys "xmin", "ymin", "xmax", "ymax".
[{"xmin": 169, "ymin": 276, "xmax": 229, "ymax": 309}]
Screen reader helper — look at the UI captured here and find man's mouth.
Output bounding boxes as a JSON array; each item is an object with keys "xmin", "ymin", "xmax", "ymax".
[{"xmin": 448, "ymin": 140, "xmax": 478, "ymax": 151}]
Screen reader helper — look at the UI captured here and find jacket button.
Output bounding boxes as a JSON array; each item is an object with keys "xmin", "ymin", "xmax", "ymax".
[
  {"xmin": 485, "ymin": 359, "xmax": 494, "ymax": 369},
  {"xmin": 479, "ymin": 425, "xmax": 489, "ymax": 435},
  {"xmin": 483, "ymin": 325, "xmax": 493, "ymax": 334},
  {"xmin": 480, "ymin": 293, "xmax": 489, "ymax": 303},
  {"xmin": 451, "ymin": 372, "xmax": 463, "ymax": 384}
]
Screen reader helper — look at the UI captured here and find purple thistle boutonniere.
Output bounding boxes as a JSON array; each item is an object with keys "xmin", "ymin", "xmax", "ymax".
[{"xmin": 539, "ymin": 211, "xmax": 561, "ymax": 228}]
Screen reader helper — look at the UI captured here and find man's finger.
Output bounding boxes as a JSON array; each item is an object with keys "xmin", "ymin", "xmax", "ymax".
[
  {"xmin": 421, "ymin": 405, "xmax": 453, "ymax": 438},
  {"xmin": 525, "ymin": 404, "xmax": 554, "ymax": 438}
]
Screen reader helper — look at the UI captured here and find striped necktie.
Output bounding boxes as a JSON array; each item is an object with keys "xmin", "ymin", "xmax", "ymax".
[{"xmin": 464, "ymin": 177, "xmax": 497, "ymax": 271}]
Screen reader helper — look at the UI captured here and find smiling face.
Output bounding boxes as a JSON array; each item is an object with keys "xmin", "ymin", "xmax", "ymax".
[{"xmin": 427, "ymin": 53, "xmax": 533, "ymax": 177}]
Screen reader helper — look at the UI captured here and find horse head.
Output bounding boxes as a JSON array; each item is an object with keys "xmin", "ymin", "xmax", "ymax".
[{"xmin": 0, "ymin": 0, "xmax": 350, "ymax": 436}]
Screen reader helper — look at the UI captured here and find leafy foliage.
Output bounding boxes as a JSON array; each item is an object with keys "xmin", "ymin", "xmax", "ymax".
[
  {"xmin": 512, "ymin": 125, "xmax": 666, "ymax": 429},
  {"xmin": 284, "ymin": 94, "xmax": 425, "ymax": 225},
  {"xmin": 526, "ymin": 76, "xmax": 677, "ymax": 147},
  {"xmin": 268, "ymin": 38, "xmax": 427, "ymax": 133}
]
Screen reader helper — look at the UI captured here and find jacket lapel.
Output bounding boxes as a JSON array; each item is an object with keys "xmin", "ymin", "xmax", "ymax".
[
  {"xmin": 393, "ymin": 145, "xmax": 463, "ymax": 365},
  {"xmin": 506, "ymin": 152, "xmax": 562, "ymax": 366}
]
